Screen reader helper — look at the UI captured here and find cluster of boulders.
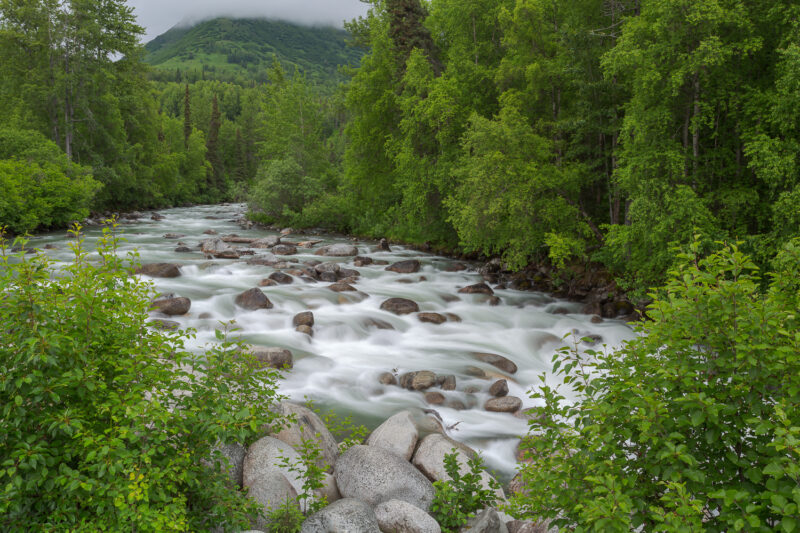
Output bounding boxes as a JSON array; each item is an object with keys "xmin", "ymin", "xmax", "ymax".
[{"xmin": 214, "ymin": 402, "xmax": 549, "ymax": 533}]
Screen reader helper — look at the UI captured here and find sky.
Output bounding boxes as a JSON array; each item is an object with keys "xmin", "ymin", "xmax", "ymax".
[{"xmin": 127, "ymin": 0, "xmax": 370, "ymax": 43}]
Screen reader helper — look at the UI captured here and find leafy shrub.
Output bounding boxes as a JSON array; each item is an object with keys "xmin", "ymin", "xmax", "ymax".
[
  {"xmin": 277, "ymin": 438, "xmax": 329, "ymax": 515},
  {"xmin": 0, "ymin": 224, "xmax": 284, "ymax": 531},
  {"xmin": 510, "ymin": 240, "xmax": 800, "ymax": 532},
  {"xmin": 248, "ymin": 157, "xmax": 323, "ymax": 223},
  {"xmin": 430, "ymin": 450, "xmax": 499, "ymax": 532},
  {"xmin": 265, "ymin": 499, "xmax": 304, "ymax": 533}
]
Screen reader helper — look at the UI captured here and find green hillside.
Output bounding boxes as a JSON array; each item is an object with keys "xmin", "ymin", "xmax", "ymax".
[{"xmin": 144, "ymin": 18, "xmax": 364, "ymax": 84}]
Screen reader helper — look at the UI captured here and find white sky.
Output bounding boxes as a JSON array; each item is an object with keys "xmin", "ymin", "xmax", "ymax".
[{"xmin": 127, "ymin": 0, "xmax": 371, "ymax": 42}]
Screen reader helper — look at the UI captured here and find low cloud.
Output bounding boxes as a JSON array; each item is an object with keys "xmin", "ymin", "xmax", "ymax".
[{"xmin": 129, "ymin": 0, "xmax": 370, "ymax": 42}]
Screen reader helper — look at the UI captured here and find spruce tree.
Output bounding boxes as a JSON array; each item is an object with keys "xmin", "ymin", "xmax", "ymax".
[
  {"xmin": 205, "ymin": 94, "xmax": 224, "ymax": 195},
  {"xmin": 183, "ymin": 84, "xmax": 191, "ymax": 149}
]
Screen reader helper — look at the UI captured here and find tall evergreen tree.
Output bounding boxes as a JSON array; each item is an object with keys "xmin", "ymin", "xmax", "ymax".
[
  {"xmin": 183, "ymin": 84, "xmax": 191, "ymax": 149},
  {"xmin": 205, "ymin": 93, "xmax": 224, "ymax": 194}
]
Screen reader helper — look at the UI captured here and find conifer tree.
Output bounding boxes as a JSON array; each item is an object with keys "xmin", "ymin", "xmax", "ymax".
[
  {"xmin": 183, "ymin": 84, "xmax": 191, "ymax": 149},
  {"xmin": 205, "ymin": 94, "xmax": 224, "ymax": 194}
]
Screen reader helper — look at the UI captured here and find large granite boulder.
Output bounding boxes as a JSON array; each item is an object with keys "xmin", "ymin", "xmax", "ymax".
[
  {"xmin": 301, "ymin": 498, "xmax": 380, "ymax": 533},
  {"xmin": 374, "ymin": 499, "xmax": 441, "ymax": 533},
  {"xmin": 201, "ymin": 238, "xmax": 240, "ymax": 259},
  {"xmin": 366, "ymin": 411, "xmax": 419, "ymax": 461},
  {"xmin": 243, "ymin": 436, "xmax": 306, "ymax": 496},
  {"xmin": 317, "ymin": 243, "xmax": 359, "ymax": 257},
  {"xmin": 271, "ymin": 402, "xmax": 339, "ymax": 470},
  {"xmin": 247, "ymin": 472, "xmax": 299, "ymax": 530},
  {"xmin": 386, "ymin": 260, "xmax": 421, "ymax": 274}
]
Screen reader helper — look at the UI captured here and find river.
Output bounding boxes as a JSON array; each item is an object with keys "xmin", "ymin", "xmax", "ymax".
[{"xmin": 28, "ymin": 203, "xmax": 635, "ymax": 481}]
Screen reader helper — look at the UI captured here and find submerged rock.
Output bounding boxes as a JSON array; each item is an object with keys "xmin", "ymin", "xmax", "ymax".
[
  {"xmin": 268, "ymin": 271, "xmax": 294, "ymax": 285},
  {"xmin": 245, "ymin": 346, "xmax": 293, "ymax": 369},
  {"xmin": 386, "ymin": 259, "xmax": 421, "ymax": 274},
  {"xmin": 235, "ymin": 288, "xmax": 273, "ymax": 310},
  {"xmin": 417, "ymin": 312, "xmax": 447, "ymax": 325},
  {"xmin": 474, "ymin": 353, "xmax": 518, "ymax": 374},
  {"xmin": 459, "ymin": 283, "xmax": 494, "ymax": 295},
  {"xmin": 381, "ymin": 298, "xmax": 420, "ymax": 315}
]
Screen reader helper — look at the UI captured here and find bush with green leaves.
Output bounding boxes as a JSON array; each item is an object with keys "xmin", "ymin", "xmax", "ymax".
[
  {"xmin": 0, "ymin": 224, "xmax": 285, "ymax": 531},
  {"xmin": 304, "ymin": 397, "xmax": 369, "ymax": 453},
  {"xmin": 509, "ymin": 240, "xmax": 800, "ymax": 532},
  {"xmin": 430, "ymin": 450, "xmax": 500, "ymax": 532}
]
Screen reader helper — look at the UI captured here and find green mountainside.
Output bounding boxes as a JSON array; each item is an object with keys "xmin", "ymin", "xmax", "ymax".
[{"xmin": 144, "ymin": 18, "xmax": 363, "ymax": 84}]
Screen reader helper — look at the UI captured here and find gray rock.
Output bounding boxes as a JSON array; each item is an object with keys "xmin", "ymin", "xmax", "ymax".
[
  {"xmin": 473, "ymin": 353, "xmax": 518, "ymax": 374},
  {"xmin": 271, "ymin": 402, "xmax": 339, "ymax": 470},
  {"xmin": 485, "ymin": 396, "xmax": 522, "ymax": 413},
  {"xmin": 399, "ymin": 371, "xmax": 437, "ymax": 391},
  {"xmin": 411, "ymin": 434, "xmax": 504, "ymax": 499},
  {"xmin": 247, "ymin": 472, "xmax": 299, "ymax": 530},
  {"xmin": 458, "ymin": 283, "xmax": 494, "ymax": 295},
  {"xmin": 379, "ymin": 238, "xmax": 391, "ymax": 251},
  {"xmin": 273, "ymin": 244, "xmax": 298, "ymax": 255},
  {"xmin": 150, "ymin": 296, "xmax": 191, "ymax": 316},
  {"xmin": 293, "ymin": 311, "xmax": 315, "ymax": 327},
  {"xmin": 212, "ymin": 442, "xmax": 246, "ymax": 488},
  {"xmin": 381, "ymin": 298, "xmax": 420, "ymax": 315},
  {"xmin": 246, "ymin": 346, "xmax": 293, "ymax": 369},
  {"xmin": 314, "ymin": 262, "xmax": 341, "ymax": 275},
  {"xmin": 247, "ymin": 253, "xmax": 280, "ymax": 266},
  {"xmin": 386, "ymin": 260, "xmax": 421, "ymax": 274},
  {"xmin": 243, "ymin": 436, "xmax": 306, "ymax": 496},
  {"xmin": 317, "ymin": 472, "xmax": 341, "ymax": 504},
  {"xmin": 375, "ymin": 499, "xmax": 441, "ymax": 533},
  {"xmin": 320, "ymin": 243, "xmax": 359, "ymax": 257},
  {"xmin": 269, "ymin": 271, "xmax": 294, "ymax": 284},
  {"xmin": 461, "ymin": 508, "xmax": 508, "ymax": 533},
  {"xmin": 301, "ymin": 498, "xmax": 380, "ymax": 533},
  {"xmin": 417, "ymin": 312, "xmax": 447, "ymax": 325},
  {"xmin": 489, "ymin": 380, "xmax": 509, "ymax": 398},
  {"xmin": 136, "ymin": 263, "xmax": 181, "ymax": 278},
  {"xmin": 378, "ymin": 372, "xmax": 398, "ymax": 385},
  {"xmin": 252, "ymin": 236, "xmax": 281, "ymax": 248},
  {"xmin": 235, "ymin": 288, "xmax": 273, "ymax": 310},
  {"xmin": 201, "ymin": 238, "xmax": 240, "ymax": 259},
  {"xmin": 319, "ymin": 271, "xmax": 338, "ymax": 283},
  {"xmin": 366, "ymin": 411, "xmax": 419, "ymax": 460},
  {"xmin": 334, "ymin": 445, "xmax": 435, "ymax": 510},
  {"xmin": 506, "ymin": 520, "xmax": 553, "ymax": 533},
  {"xmin": 223, "ymin": 235, "xmax": 256, "ymax": 244}
]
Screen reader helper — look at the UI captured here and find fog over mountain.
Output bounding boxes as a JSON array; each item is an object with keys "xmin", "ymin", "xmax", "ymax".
[{"xmin": 128, "ymin": 0, "xmax": 370, "ymax": 42}]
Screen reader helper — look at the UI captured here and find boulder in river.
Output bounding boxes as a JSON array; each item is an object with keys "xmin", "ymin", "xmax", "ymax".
[
  {"xmin": 163, "ymin": 233, "xmax": 185, "ymax": 239},
  {"xmin": 386, "ymin": 259, "xmax": 421, "ymax": 274},
  {"xmin": 201, "ymin": 238, "xmax": 240, "ymax": 259},
  {"xmin": 273, "ymin": 244, "xmax": 297, "ymax": 256},
  {"xmin": 380, "ymin": 298, "xmax": 420, "ymax": 315},
  {"xmin": 374, "ymin": 499, "xmax": 441, "ymax": 533},
  {"xmin": 235, "ymin": 288, "xmax": 273, "ymax": 310},
  {"xmin": 353, "ymin": 256, "xmax": 373, "ymax": 267},
  {"xmin": 485, "ymin": 396, "xmax": 522, "ymax": 413},
  {"xmin": 489, "ymin": 379, "xmax": 509, "ymax": 398},
  {"xmin": 301, "ymin": 498, "xmax": 380, "ymax": 533},
  {"xmin": 439, "ymin": 375, "xmax": 456, "ymax": 391},
  {"xmin": 293, "ymin": 311, "xmax": 314, "ymax": 328},
  {"xmin": 399, "ymin": 371, "xmax": 437, "ymax": 391},
  {"xmin": 378, "ymin": 372, "xmax": 398, "ymax": 386},
  {"xmin": 328, "ymin": 282, "xmax": 357, "ymax": 292},
  {"xmin": 251, "ymin": 235, "xmax": 280, "ymax": 248},
  {"xmin": 474, "ymin": 352, "xmax": 518, "ymax": 374},
  {"xmin": 314, "ymin": 262, "xmax": 340, "ymax": 275},
  {"xmin": 245, "ymin": 346, "xmax": 293, "ymax": 369},
  {"xmin": 268, "ymin": 271, "xmax": 294, "ymax": 285},
  {"xmin": 271, "ymin": 402, "xmax": 339, "ymax": 471},
  {"xmin": 150, "ymin": 295, "xmax": 191, "ymax": 316},
  {"xmin": 417, "ymin": 312, "xmax": 447, "ymax": 325},
  {"xmin": 174, "ymin": 246, "xmax": 192, "ymax": 253},
  {"xmin": 259, "ymin": 278, "xmax": 278, "ymax": 287},
  {"xmin": 424, "ymin": 391, "xmax": 445, "ymax": 405},
  {"xmin": 317, "ymin": 243, "xmax": 359, "ymax": 257},
  {"xmin": 136, "ymin": 263, "xmax": 181, "ymax": 278},
  {"xmin": 458, "ymin": 282, "xmax": 495, "ymax": 295},
  {"xmin": 379, "ymin": 238, "xmax": 391, "ymax": 251},
  {"xmin": 296, "ymin": 325, "xmax": 313, "ymax": 336},
  {"xmin": 334, "ymin": 445, "xmax": 435, "ymax": 510},
  {"xmin": 366, "ymin": 410, "xmax": 419, "ymax": 461}
]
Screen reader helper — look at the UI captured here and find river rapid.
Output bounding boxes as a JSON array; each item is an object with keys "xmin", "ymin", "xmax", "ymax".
[{"xmin": 29, "ymin": 204, "xmax": 635, "ymax": 481}]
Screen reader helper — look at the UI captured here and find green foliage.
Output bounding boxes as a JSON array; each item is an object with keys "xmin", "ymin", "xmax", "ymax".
[
  {"xmin": 303, "ymin": 398, "xmax": 368, "ymax": 453},
  {"xmin": 278, "ymin": 438, "xmax": 329, "ymax": 515},
  {"xmin": 264, "ymin": 499, "xmax": 304, "ymax": 533},
  {"xmin": 430, "ymin": 450, "xmax": 499, "ymax": 532},
  {"xmin": 509, "ymin": 241, "xmax": 800, "ymax": 532},
  {"xmin": 0, "ymin": 225, "xmax": 285, "ymax": 531}
]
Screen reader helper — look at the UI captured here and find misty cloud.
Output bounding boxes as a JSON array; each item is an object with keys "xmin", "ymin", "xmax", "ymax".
[{"xmin": 128, "ymin": 0, "xmax": 370, "ymax": 42}]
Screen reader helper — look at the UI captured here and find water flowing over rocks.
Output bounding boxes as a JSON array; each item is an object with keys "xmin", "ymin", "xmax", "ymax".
[
  {"xmin": 150, "ymin": 295, "xmax": 191, "ymax": 316},
  {"xmin": 386, "ymin": 259, "xmax": 421, "ymax": 274},
  {"xmin": 135, "ymin": 263, "xmax": 181, "ymax": 278},
  {"xmin": 381, "ymin": 298, "xmax": 420, "ymax": 315},
  {"xmin": 316, "ymin": 243, "xmax": 359, "ymax": 257},
  {"xmin": 201, "ymin": 238, "xmax": 240, "ymax": 259},
  {"xmin": 235, "ymin": 288, "xmax": 273, "ymax": 310}
]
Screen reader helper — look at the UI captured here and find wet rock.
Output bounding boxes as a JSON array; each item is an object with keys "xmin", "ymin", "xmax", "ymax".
[
  {"xmin": 328, "ymin": 282, "xmax": 357, "ymax": 292},
  {"xmin": 464, "ymin": 385, "xmax": 481, "ymax": 394},
  {"xmin": 198, "ymin": 312, "xmax": 214, "ymax": 319},
  {"xmin": 201, "ymin": 238, "xmax": 239, "ymax": 259},
  {"xmin": 364, "ymin": 318, "xmax": 395, "ymax": 330},
  {"xmin": 315, "ymin": 262, "xmax": 340, "ymax": 275},
  {"xmin": 386, "ymin": 260, "xmax": 421, "ymax": 274},
  {"xmin": 271, "ymin": 402, "xmax": 339, "ymax": 470},
  {"xmin": 298, "ymin": 240, "xmax": 322, "ymax": 248},
  {"xmin": 445, "ymin": 313, "xmax": 462, "ymax": 323},
  {"xmin": 293, "ymin": 311, "xmax": 315, "ymax": 328},
  {"xmin": 273, "ymin": 244, "xmax": 297, "ymax": 256},
  {"xmin": 163, "ymin": 233, "xmax": 185, "ymax": 239},
  {"xmin": 258, "ymin": 278, "xmax": 278, "ymax": 287},
  {"xmin": 174, "ymin": 246, "xmax": 193, "ymax": 253},
  {"xmin": 246, "ymin": 346, "xmax": 293, "ymax": 369},
  {"xmin": 251, "ymin": 236, "xmax": 280, "ymax": 248},
  {"xmin": 462, "ymin": 508, "xmax": 509, "ymax": 533},
  {"xmin": 448, "ymin": 400, "xmax": 466, "ymax": 410},
  {"xmin": 136, "ymin": 263, "xmax": 181, "ymax": 278},
  {"xmin": 489, "ymin": 379, "xmax": 509, "ymax": 398},
  {"xmin": 301, "ymin": 498, "xmax": 380, "ymax": 533},
  {"xmin": 474, "ymin": 353, "xmax": 518, "ymax": 374},
  {"xmin": 465, "ymin": 366, "xmax": 489, "ymax": 379},
  {"xmin": 247, "ymin": 253, "xmax": 280, "ymax": 266},
  {"xmin": 374, "ymin": 259, "xmax": 390, "ymax": 266},
  {"xmin": 296, "ymin": 325, "xmax": 313, "ymax": 336},
  {"xmin": 317, "ymin": 243, "xmax": 359, "ymax": 257},
  {"xmin": 379, "ymin": 238, "xmax": 391, "ymax": 251},
  {"xmin": 338, "ymin": 267, "xmax": 360, "ymax": 279},
  {"xmin": 366, "ymin": 410, "xmax": 419, "ymax": 460},
  {"xmin": 424, "ymin": 391, "xmax": 445, "ymax": 405},
  {"xmin": 280, "ymin": 227, "xmax": 294, "ymax": 235},
  {"xmin": 151, "ymin": 213, "xmax": 165, "ymax": 221},
  {"xmin": 488, "ymin": 296, "xmax": 501, "ymax": 306},
  {"xmin": 223, "ymin": 235, "xmax": 255, "ymax": 244},
  {"xmin": 485, "ymin": 396, "xmax": 522, "ymax": 413},
  {"xmin": 202, "ymin": 229, "xmax": 218, "ymax": 235},
  {"xmin": 147, "ymin": 318, "xmax": 180, "ymax": 330},
  {"xmin": 418, "ymin": 312, "xmax": 447, "ymax": 325},
  {"xmin": 381, "ymin": 298, "xmax": 420, "ymax": 315},
  {"xmin": 459, "ymin": 283, "xmax": 494, "ymax": 295},
  {"xmin": 444, "ymin": 263, "xmax": 468, "ymax": 272},
  {"xmin": 44, "ymin": 244, "xmax": 58, "ymax": 250},
  {"xmin": 334, "ymin": 446, "xmax": 435, "ymax": 510},
  {"xmin": 235, "ymin": 288, "xmax": 273, "ymax": 310},
  {"xmin": 399, "ymin": 371, "xmax": 437, "ymax": 391},
  {"xmin": 374, "ymin": 499, "xmax": 441, "ymax": 533},
  {"xmin": 353, "ymin": 256, "xmax": 373, "ymax": 267},
  {"xmin": 439, "ymin": 375, "xmax": 456, "ymax": 391},
  {"xmin": 151, "ymin": 296, "xmax": 191, "ymax": 316},
  {"xmin": 590, "ymin": 315, "xmax": 604, "ymax": 324},
  {"xmin": 319, "ymin": 271, "xmax": 338, "ymax": 283},
  {"xmin": 268, "ymin": 271, "xmax": 294, "ymax": 285},
  {"xmin": 378, "ymin": 372, "xmax": 398, "ymax": 386}
]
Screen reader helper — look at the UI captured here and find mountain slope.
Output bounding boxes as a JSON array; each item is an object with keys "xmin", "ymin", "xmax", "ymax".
[{"xmin": 144, "ymin": 18, "xmax": 364, "ymax": 84}]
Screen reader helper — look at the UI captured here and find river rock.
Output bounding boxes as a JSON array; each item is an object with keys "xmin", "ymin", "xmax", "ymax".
[
  {"xmin": 474, "ymin": 353, "xmax": 518, "ymax": 374},
  {"xmin": 222, "ymin": 235, "xmax": 255, "ymax": 244},
  {"xmin": 378, "ymin": 372, "xmax": 398, "ymax": 385},
  {"xmin": 293, "ymin": 311, "xmax": 314, "ymax": 328},
  {"xmin": 379, "ymin": 238, "xmax": 391, "ymax": 251},
  {"xmin": 273, "ymin": 244, "xmax": 297, "ymax": 256},
  {"xmin": 374, "ymin": 499, "xmax": 441, "ymax": 533},
  {"xmin": 259, "ymin": 278, "xmax": 278, "ymax": 287},
  {"xmin": 353, "ymin": 256, "xmax": 373, "ymax": 267},
  {"xmin": 440, "ymin": 375, "xmax": 456, "ymax": 391},
  {"xmin": 136, "ymin": 263, "xmax": 181, "ymax": 278},
  {"xmin": 465, "ymin": 366, "xmax": 489, "ymax": 379},
  {"xmin": 147, "ymin": 318, "xmax": 180, "ymax": 330},
  {"xmin": 399, "ymin": 371, "xmax": 437, "ymax": 391},
  {"xmin": 318, "ymin": 243, "xmax": 359, "ymax": 257},
  {"xmin": 246, "ymin": 346, "xmax": 293, "ymax": 369},
  {"xmin": 252, "ymin": 236, "xmax": 281, "ymax": 248},
  {"xmin": 489, "ymin": 379, "xmax": 509, "ymax": 398},
  {"xmin": 271, "ymin": 402, "xmax": 339, "ymax": 470},
  {"xmin": 163, "ymin": 233, "xmax": 185, "ymax": 239},
  {"xmin": 318, "ymin": 271, "xmax": 336, "ymax": 282},
  {"xmin": 462, "ymin": 508, "xmax": 509, "ymax": 533},
  {"xmin": 314, "ymin": 262, "xmax": 340, "ymax": 275},
  {"xmin": 268, "ymin": 271, "xmax": 294, "ymax": 285},
  {"xmin": 317, "ymin": 472, "xmax": 341, "ymax": 504},
  {"xmin": 247, "ymin": 472, "xmax": 299, "ymax": 530},
  {"xmin": 366, "ymin": 411, "xmax": 419, "ymax": 460},
  {"xmin": 386, "ymin": 260, "xmax": 421, "ymax": 274},
  {"xmin": 459, "ymin": 283, "xmax": 494, "ymax": 295},
  {"xmin": 339, "ymin": 267, "xmax": 360, "ymax": 279},
  {"xmin": 301, "ymin": 498, "xmax": 380, "ymax": 533},
  {"xmin": 446, "ymin": 313, "xmax": 462, "ymax": 322},
  {"xmin": 202, "ymin": 229, "xmax": 217, "ymax": 235},
  {"xmin": 425, "ymin": 391, "xmax": 445, "ymax": 405},
  {"xmin": 328, "ymin": 282, "xmax": 357, "ymax": 292},
  {"xmin": 411, "ymin": 434, "xmax": 504, "ymax": 499},
  {"xmin": 175, "ymin": 246, "xmax": 193, "ymax": 253},
  {"xmin": 296, "ymin": 325, "xmax": 313, "ymax": 336},
  {"xmin": 381, "ymin": 298, "xmax": 420, "ymax": 315},
  {"xmin": 334, "ymin": 445, "xmax": 435, "ymax": 510},
  {"xmin": 365, "ymin": 318, "xmax": 395, "ymax": 330},
  {"xmin": 235, "ymin": 288, "xmax": 273, "ymax": 310},
  {"xmin": 444, "ymin": 263, "xmax": 468, "ymax": 272},
  {"xmin": 417, "ymin": 312, "xmax": 447, "ymax": 325},
  {"xmin": 151, "ymin": 213, "xmax": 165, "ymax": 221},
  {"xmin": 280, "ymin": 227, "xmax": 294, "ymax": 235},
  {"xmin": 243, "ymin": 436, "xmax": 306, "ymax": 495},
  {"xmin": 151, "ymin": 296, "xmax": 191, "ymax": 316},
  {"xmin": 201, "ymin": 238, "xmax": 240, "ymax": 259},
  {"xmin": 485, "ymin": 396, "xmax": 522, "ymax": 413}
]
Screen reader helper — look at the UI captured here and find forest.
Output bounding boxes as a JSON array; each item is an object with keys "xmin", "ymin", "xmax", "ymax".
[{"xmin": 2, "ymin": 0, "xmax": 800, "ymax": 531}]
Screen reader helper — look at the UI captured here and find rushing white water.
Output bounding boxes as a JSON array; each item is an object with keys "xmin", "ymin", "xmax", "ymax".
[{"xmin": 29, "ymin": 204, "xmax": 635, "ymax": 481}]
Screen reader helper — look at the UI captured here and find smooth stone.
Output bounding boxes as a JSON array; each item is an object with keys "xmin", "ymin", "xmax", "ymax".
[
  {"xmin": 506, "ymin": 520, "xmax": 552, "ymax": 533},
  {"xmin": 271, "ymin": 402, "xmax": 339, "ymax": 470},
  {"xmin": 485, "ymin": 396, "xmax": 522, "ymax": 413},
  {"xmin": 338, "ymin": 267, "xmax": 360, "ymax": 278},
  {"xmin": 458, "ymin": 283, "xmax": 494, "ymax": 295},
  {"xmin": 364, "ymin": 318, "xmax": 395, "ymax": 330},
  {"xmin": 209, "ymin": 442, "xmax": 245, "ymax": 489},
  {"xmin": 243, "ymin": 436, "xmax": 307, "ymax": 496},
  {"xmin": 474, "ymin": 353, "xmax": 518, "ymax": 374},
  {"xmin": 381, "ymin": 298, "xmax": 420, "ymax": 315},
  {"xmin": 245, "ymin": 346, "xmax": 293, "ymax": 370},
  {"xmin": 258, "ymin": 278, "xmax": 278, "ymax": 287},
  {"xmin": 163, "ymin": 233, "xmax": 185, "ymax": 239},
  {"xmin": 174, "ymin": 246, "xmax": 192, "ymax": 253},
  {"xmin": 424, "ymin": 391, "xmax": 445, "ymax": 405},
  {"xmin": 489, "ymin": 379, "xmax": 509, "ymax": 398},
  {"xmin": 247, "ymin": 472, "xmax": 299, "ymax": 530},
  {"xmin": 301, "ymin": 498, "xmax": 380, "ymax": 533},
  {"xmin": 273, "ymin": 244, "xmax": 297, "ymax": 255},
  {"xmin": 334, "ymin": 446, "xmax": 434, "ymax": 510},
  {"xmin": 296, "ymin": 325, "xmax": 313, "ymax": 336},
  {"xmin": 353, "ymin": 256, "xmax": 373, "ymax": 267},
  {"xmin": 440, "ymin": 375, "xmax": 456, "ymax": 391},
  {"xmin": 327, "ymin": 282, "xmax": 357, "ymax": 292},
  {"xmin": 386, "ymin": 259, "xmax": 421, "ymax": 274},
  {"xmin": 136, "ymin": 263, "xmax": 181, "ymax": 278},
  {"xmin": 378, "ymin": 372, "xmax": 398, "ymax": 386},
  {"xmin": 375, "ymin": 499, "xmax": 441, "ymax": 533},
  {"xmin": 222, "ymin": 235, "xmax": 255, "ymax": 244},
  {"xmin": 150, "ymin": 296, "xmax": 191, "ymax": 316},
  {"xmin": 314, "ymin": 262, "xmax": 340, "ymax": 274},
  {"xmin": 235, "ymin": 288, "xmax": 273, "ymax": 310},
  {"xmin": 462, "ymin": 508, "xmax": 509, "ymax": 533},
  {"xmin": 399, "ymin": 371, "xmax": 437, "ymax": 391},
  {"xmin": 293, "ymin": 311, "xmax": 315, "ymax": 327},
  {"xmin": 319, "ymin": 271, "xmax": 338, "ymax": 282},
  {"xmin": 417, "ymin": 312, "xmax": 447, "ymax": 325},
  {"xmin": 317, "ymin": 243, "xmax": 359, "ymax": 257},
  {"xmin": 366, "ymin": 411, "xmax": 419, "ymax": 461},
  {"xmin": 251, "ymin": 236, "xmax": 281, "ymax": 248},
  {"xmin": 247, "ymin": 253, "xmax": 280, "ymax": 266},
  {"xmin": 269, "ymin": 271, "xmax": 294, "ymax": 284},
  {"xmin": 445, "ymin": 313, "xmax": 462, "ymax": 322},
  {"xmin": 201, "ymin": 238, "xmax": 240, "ymax": 259}
]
